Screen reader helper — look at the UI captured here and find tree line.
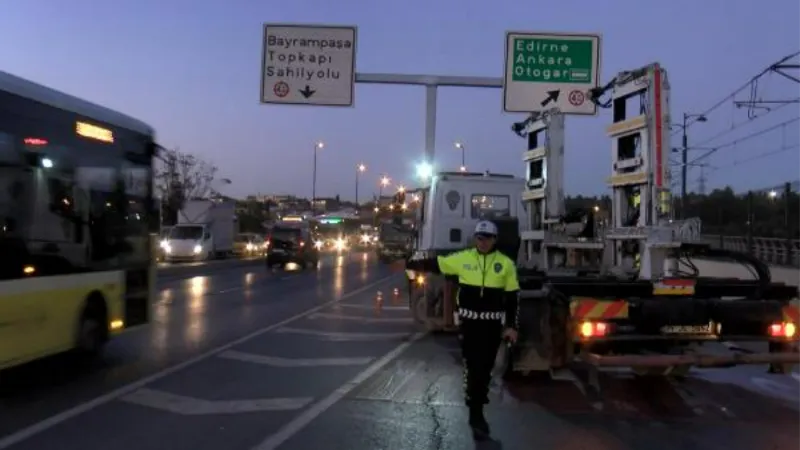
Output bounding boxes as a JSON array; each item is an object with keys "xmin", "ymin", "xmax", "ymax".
[{"xmin": 155, "ymin": 150, "xmax": 798, "ymax": 239}]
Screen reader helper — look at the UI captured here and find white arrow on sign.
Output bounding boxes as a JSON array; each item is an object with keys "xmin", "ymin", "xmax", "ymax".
[
  {"xmin": 121, "ymin": 388, "xmax": 313, "ymax": 415},
  {"xmin": 217, "ymin": 350, "xmax": 373, "ymax": 367}
]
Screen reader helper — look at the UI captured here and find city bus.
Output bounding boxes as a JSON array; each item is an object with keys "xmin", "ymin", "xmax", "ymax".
[{"xmin": 0, "ymin": 71, "xmax": 158, "ymax": 370}]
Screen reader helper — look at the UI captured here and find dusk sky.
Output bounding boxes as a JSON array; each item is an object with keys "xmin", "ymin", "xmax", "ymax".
[{"xmin": 3, "ymin": 0, "xmax": 798, "ymax": 199}]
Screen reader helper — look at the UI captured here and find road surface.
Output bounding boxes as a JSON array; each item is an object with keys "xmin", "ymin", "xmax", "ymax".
[{"xmin": 0, "ymin": 253, "xmax": 797, "ymax": 450}]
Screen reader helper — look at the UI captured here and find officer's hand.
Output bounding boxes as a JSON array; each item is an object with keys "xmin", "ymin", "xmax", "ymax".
[{"xmin": 502, "ymin": 328, "xmax": 518, "ymax": 344}]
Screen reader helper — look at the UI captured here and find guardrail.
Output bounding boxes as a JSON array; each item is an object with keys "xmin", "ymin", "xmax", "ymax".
[{"xmin": 700, "ymin": 235, "xmax": 799, "ymax": 267}]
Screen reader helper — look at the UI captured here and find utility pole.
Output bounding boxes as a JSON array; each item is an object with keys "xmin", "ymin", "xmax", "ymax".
[
  {"xmin": 312, "ymin": 141, "xmax": 324, "ymax": 213},
  {"xmin": 697, "ymin": 163, "xmax": 707, "ymax": 195},
  {"xmin": 679, "ymin": 112, "xmax": 707, "ymax": 217},
  {"xmin": 355, "ymin": 163, "xmax": 366, "ymax": 206}
]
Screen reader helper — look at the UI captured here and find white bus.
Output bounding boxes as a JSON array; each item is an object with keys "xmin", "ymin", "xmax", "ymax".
[{"xmin": 0, "ymin": 70, "xmax": 158, "ymax": 370}]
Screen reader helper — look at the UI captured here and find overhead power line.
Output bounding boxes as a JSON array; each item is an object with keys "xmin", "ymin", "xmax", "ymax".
[
  {"xmin": 674, "ymin": 51, "xmax": 800, "ymax": 137},
  {"xmin": 690, "ymin": 101, "xmax": 794, "ymax": 148},
  {"xmin": 712, "ymin": 143, "xmax": 800, "ymax": 169},
  {"xmin": 689, "ymin": 116, "xmax": 799, "ymax": 164}
]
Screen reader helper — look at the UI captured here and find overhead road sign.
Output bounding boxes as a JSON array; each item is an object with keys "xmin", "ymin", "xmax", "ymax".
[
  {"xmin": 503, "ymin": 31, "xmax": 601, "ymax": 115},
  {"xmin": 260, "ymin": 24, "xmax": 357, "ymax": 107}
]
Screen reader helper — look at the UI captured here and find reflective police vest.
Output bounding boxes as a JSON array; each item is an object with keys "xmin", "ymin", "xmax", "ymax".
[{"xmin": 436, "ymin": 248, "xmax": 519, "ymax": 321}]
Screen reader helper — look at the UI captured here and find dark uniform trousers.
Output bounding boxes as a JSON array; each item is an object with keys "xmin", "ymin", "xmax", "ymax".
[{"xmin": 460, "ymin": 318, "xmax": 504, "ymax": 406}]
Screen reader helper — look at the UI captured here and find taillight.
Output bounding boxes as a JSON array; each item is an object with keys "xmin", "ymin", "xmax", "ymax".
[
  {"xmin": 578, "ymin": 321, "xmax": 609, "ymax": 338},
  {"xmin": 768, "ymin": 322, "xmax": 796, "ymax": 338}
]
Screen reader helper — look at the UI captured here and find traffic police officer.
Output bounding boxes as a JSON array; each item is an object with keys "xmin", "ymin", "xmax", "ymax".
[{"xmin": 406, "ymin": 220, "xmax": 520, "ymax": 440}]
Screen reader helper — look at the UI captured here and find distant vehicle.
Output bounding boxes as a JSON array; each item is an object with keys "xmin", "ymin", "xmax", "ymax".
[
  {"xmin": 313, "ymin": 217, "xmax": 350, "ymax": 252},
  {"xmin": 266, "ymin": 225, "xmax": 319, "ymax": 269},
  {"xmin": 163, "ymin": 200, "xmax": 237, "ymax": 261},
  {"xmin": 0, "ymin": 70, "xmax": 158, "ymax": 370},
  {"xmin": 376, "ymin": 221, "xmax": 413, "ymax": 262},
  {"xmin": 234, "ymin": 233, "xmax": 265, "ymax": 256}
]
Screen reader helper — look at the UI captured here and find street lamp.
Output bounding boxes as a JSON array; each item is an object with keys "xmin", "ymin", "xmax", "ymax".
[
  {"xmin": 454, "ymin": 141, "xmax": 466, "ymax": 171},
  {"xmin": 416, "ymin": 162, "xmax": 433, "ymax": 180},
  {"xmin": 379, "ymin": 175, "xmax": 390, "ymax": 198},
  {"xmin": 355, "ymin": 163, "xmax": 366, "ymax": 206},
  {"xmin": 675, "ymin": 114, "xmax": 707, "ymax": 217},
  {"xmin": 312, "ymin": 141, "xmax": 324, "ymax": 212}
]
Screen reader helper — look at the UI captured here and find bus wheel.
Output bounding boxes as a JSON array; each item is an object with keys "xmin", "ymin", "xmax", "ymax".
[{"xmin": 76, "ymin": 295, "xmax": 108, "ymax": 359}]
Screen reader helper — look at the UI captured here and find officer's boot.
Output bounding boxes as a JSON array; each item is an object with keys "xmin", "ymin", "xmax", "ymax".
[{"xmin": 468, "ymin": 404, "xmax": 490, "ymax": 440}]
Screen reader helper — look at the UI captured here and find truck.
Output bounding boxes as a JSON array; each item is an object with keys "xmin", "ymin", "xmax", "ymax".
[
  {"xmin": 406, "ymin": 63, "xmax": 799, "ymax": 391},
  {"xmin": 163, "ymin": 199, "xmax": 237, "ymax": 261},
  {"xmin": 376, "ymin": 219, "xmax": 414, "ymax": 262}
]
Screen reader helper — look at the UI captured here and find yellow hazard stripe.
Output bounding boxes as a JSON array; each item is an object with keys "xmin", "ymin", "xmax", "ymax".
[{"xmin": 570, "ymin": 297, "xmax": 629, "ymax": 320}]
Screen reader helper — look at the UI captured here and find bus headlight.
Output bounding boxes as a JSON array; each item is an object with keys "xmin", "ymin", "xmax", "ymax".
[
  {"xmin": 160, "ymin": 240, "xmax": 169, "ymax": 249},
  {"xmin": 193, "ymin": 245, "xmax": 202, "ymax": 254}
]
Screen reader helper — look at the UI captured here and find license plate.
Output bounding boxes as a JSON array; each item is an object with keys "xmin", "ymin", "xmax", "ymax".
[
  {"xmin": 272, "ymin": 249, "xmax": 285, "ymax": 254},
  {"xmin": 661, "ymin": 324, "xmax": 714, "ymax": 334}
]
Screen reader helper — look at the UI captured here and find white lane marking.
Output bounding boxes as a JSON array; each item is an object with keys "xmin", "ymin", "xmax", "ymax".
[
  {"xmin": 274, "ymin": 327, "xmax": 412, "ymax": 341},
  {"xmin": 217, "ymin": 350, "xmax": 373, "ymax": 367},
  {"xmin": 251, "ymin": 331, "xmax": 427, "ymax": 450},
  {"xmin": 0, "ymin": 274, "xmax": 400, "ymax": 449},
  {"xmin": 218, "ymin": 287, "xmax": 244, "ymax": 294},
  {"xmin": 121, "ymin": 388, "xmax": 312, "ymax": 415},
  {"xmin": 335, "ymin": 303, "xmax": 408, "ymax": 311},
  {"xmin": 792, "ymin": 372, "xmax": 800, "ymax": 383},
  {"xmin": 308, "ymin": 312, "xmax": 413, "ymax": 324}
]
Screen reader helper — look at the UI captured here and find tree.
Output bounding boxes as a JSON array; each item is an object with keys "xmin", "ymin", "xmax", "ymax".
[{"xmin": 155, "ymin": 147, "xmax": 218, "ymax": 226}]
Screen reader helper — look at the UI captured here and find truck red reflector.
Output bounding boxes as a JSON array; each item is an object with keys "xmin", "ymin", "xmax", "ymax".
[{"xmin": 769, "ymin": 322, "xmax": 797, "ymax": 338}]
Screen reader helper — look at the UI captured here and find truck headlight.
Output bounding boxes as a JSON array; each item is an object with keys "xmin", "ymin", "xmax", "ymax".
[{"xmin": 193, "ymin": 245, "xmax": 202, "ymax": 254}]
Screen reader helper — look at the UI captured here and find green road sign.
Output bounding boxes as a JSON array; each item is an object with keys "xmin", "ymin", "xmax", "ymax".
[{"xmin": 503, "ymin": 32, "xmax": 601, "ymax": 115}]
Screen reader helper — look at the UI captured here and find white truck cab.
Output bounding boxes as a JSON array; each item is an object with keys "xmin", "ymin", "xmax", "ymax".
[{"xmin": 414, "ymin": 171, "xmax": 526, "ymax": 252}]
